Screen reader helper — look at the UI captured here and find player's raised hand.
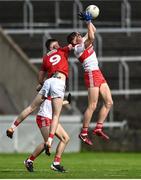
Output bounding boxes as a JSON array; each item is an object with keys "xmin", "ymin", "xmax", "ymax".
[{"xmin": 78, "ymin": 11, "xmax": 93, "ymax": 22}]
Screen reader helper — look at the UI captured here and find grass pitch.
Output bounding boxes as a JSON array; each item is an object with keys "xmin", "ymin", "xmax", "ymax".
[{"xmin": 0, "ymin": 152, "xmax": 141, "ymax": 178}]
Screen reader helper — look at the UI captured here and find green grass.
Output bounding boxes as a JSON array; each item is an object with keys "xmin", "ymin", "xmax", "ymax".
[{"xmin": 0, "ymin": 152, "xmax": 141, "ymax": 178}]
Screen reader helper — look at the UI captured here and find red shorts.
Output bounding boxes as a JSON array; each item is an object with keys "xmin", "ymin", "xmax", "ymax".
[
  {"xmin": 84, "ymin": 70, "xmax": 106, "ymax": 88},
  {"xmin": 36, "ymin": 115, "xmax": 52, "ymax": 129}
]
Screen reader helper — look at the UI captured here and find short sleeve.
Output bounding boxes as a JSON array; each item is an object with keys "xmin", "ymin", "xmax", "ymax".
[{"xmin": 61, "ymin": 46, "xmax": 70, "ymax": 54}]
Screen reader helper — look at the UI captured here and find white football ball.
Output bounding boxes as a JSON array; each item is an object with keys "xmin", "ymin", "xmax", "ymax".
[{"xmin": 85, "ymin": 5, "xmax": 100, "ymax": 19}]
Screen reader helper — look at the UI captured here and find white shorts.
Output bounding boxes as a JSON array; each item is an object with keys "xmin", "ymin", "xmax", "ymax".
[{"xmin": 39, "ymin": 77, "xmax": 66, "ymax": 99}]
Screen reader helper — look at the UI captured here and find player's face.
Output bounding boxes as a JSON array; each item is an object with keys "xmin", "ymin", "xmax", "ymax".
[
  {"xmin": 50, "ymin": 41, "xmax": 60, "ymax": 50},
  {"xmin": 72, "ymin": 33, "xmax": 83, "ymax": 45}
]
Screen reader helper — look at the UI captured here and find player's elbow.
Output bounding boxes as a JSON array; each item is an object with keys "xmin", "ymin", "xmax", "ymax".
[
  {"xmin": 93, "ymin": 26, "xmax": 96, "ymax": 33},
  {"xmin": 91, "ymin": 35, "xmax": 95, "ymax": 42},
  {"xmin": 88, "ymin": 35, "xmax": 95, "ymax": 43}
]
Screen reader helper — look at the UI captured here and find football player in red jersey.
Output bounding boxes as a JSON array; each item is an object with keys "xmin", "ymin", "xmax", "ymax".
[
  {"xmin": 67, "ymin": 12, "xmax": 113, "ymax": 145},
  {"xmin": 6, "ymin": 39, "xmax": 72, "ymax": 150}
]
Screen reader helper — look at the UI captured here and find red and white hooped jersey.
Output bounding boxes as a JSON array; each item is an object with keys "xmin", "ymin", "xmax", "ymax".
[
  {"xmin": 37, "ymin": 97, "xmax": 52, "ymax": 119},
  {"xmin": 74, "ymin": 43, "xmax": 99, "ymax": 72},
  {"xmin": 40, "ymin": 46, "xmax": 70, "ymax": 78}
]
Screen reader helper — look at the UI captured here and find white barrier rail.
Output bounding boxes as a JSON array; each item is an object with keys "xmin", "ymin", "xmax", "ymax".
[
  {"xmin": 0, "ymin": 115, "xmax": 127, "ymax": 153},
  {"xmin": 0, "ymin": 115, "xmax": 81, "ymax": 153}
]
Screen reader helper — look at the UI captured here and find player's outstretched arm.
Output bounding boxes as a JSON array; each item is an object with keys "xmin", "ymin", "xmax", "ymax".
[
  {"xmin": 78, "ymin": 12, "xmax": 95, "ymax": 48},
  {"xmin": 85, "ymin": 22, "xmax": 95, "ymax": 46}
]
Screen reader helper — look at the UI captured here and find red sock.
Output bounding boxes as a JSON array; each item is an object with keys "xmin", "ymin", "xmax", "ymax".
[
  {"xmin": 14, "ymin": 120, "xmax": 20, "ymax": 127},
  {"xmin": 81, "ymin": 128, "xmax": 88, "ymax": 136},
  {"xmin": 11, "ymin": 120, "xmax": 20, "ymax": 130},
  {"xmin": 28, "ymin": 155, "xmax": 36, "ymax": 161},
  {"xmin": 49, "ymin": 133, "xmax": 54, "ymax": 139},
  {"xmin": 54, "ymin": 156, "xmax": 61, "ymax": 165},
  {"xmin": 95, "ymin": 122, "xmax": 103, "ymax": 130}
]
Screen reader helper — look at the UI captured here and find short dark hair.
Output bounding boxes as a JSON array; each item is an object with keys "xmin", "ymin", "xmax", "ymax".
[
  {"xmin": 67, "ymin": 32, "xmax": 78, "ymax": 44},
  {"xmin": 45, "ymin": 39, "xmax": 58, "ymax": 50}
]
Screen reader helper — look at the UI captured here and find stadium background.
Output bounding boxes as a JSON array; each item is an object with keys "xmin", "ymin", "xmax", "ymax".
[{"xmin": 0, "ymin": 0, "xmax": 141, "ymax": 154}]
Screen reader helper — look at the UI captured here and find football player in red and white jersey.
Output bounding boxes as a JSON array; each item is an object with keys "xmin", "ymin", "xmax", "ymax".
[
  {"xmin": 7, "ymin": 93, "xmax": 71, "ymax": 173},
  {"xmin": 23, "ymin": 94, "xmax": 71, "ymax": 173},
  {"xmin": 6, "ymin": 39, "xmax": 72, "ymax": 150},
  {"xmin": 67, "ymin": 12, "xmax": 113, "ymax": 145}
]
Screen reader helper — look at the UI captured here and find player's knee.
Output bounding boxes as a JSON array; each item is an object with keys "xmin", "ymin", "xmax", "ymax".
[
  {"xmin": 62, "ymin": 135, "xmax": 70, "ymax": 144},
  {"xmin": 88, "ymin": 103, "xmax": 97, "ymax": 112},
  {"xmin": 66, "ymin": 135, "xmax": 70, "ymax": 143},
  {"xmin": 105, "ymin": 99, "xmax": 113, "ymax": 109}
]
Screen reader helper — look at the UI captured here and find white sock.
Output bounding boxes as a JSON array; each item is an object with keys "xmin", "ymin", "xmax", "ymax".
[
  {"xmin": 53, "ymin": 162, "xmax": 60, "ymax": 165},
  {"xmin": 11, "ymin": 124, "xmax": 16, "ymax": 131},
  {"xmin": 47, "ymin": 137, "xmax": 53, "ymax": 146}
]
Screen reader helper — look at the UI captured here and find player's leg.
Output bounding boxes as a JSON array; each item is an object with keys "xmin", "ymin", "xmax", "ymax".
[
  {"xmin": 51, "ymin": 123, "xmax": 70, "ymax": 173},
  {"xmin": 24, "ymin": 124, "xmax": 50, "ymax": 172},
  {"xmin": 24, "ymin": 142, "xmax": 45, "ymax": 172},
  {"xmin": 6, "ymin": 94, "xmax": 45, "ymax": 138},
  {"xmin": 30, "ymin": 126, "xmax": 50, "ymax": 159},
  {"xmin": 6, "ymin": 78, "xmax": 52, "ymax": 139},
  {"xmin": 47, "ymin": 97, "xmax": 63, "ymax": 147},
  {"xmin": 93, "ymin": 83, "xmax": 113, "ymax": 139},
  {"xmin": 79, "ymin": 87, "xmax": 99, "ymax": 145}
]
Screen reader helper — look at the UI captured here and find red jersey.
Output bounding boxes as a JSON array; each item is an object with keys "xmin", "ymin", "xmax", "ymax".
[{"xmin": 40, "ymin": 46, "xmax": 70, "ymax": 78}]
